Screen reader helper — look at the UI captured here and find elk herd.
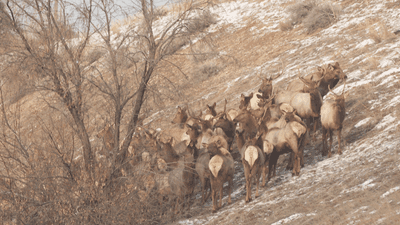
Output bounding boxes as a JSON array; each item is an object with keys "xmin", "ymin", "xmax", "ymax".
[{"xmin": 98, "ymin": 61, "xmax": 349, "ymax": 214}]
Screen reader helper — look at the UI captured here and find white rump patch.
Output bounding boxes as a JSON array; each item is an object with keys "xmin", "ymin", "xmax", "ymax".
[
  {"xmin": 280, "ymin": 103, "xmax": 294, "ymax": 113},
  {"xmin": 204, "ymin": 114, "xmax": 214, "ymax": 121},
  {"xmin": 245, "ymin": 146, "xmax": 259, "ymax": 168},
  {"xmin": 181, "ymin": 132, "xmax": 190, "ymax": 146},
  {"xmin": 290, "ymin": 122, "xmax": 307, "ymax": 137},
  {"xmin": 220, "ymin": 147, "xmax": 231, "ymax": 156},
  {"xmin": 250, "ymin": 92, "xmax": 262, "ymax": 110},
  {"xmin": 227, "ymin": 109, "xmax": 239, "ymax": 121},
  {"xmin": 157, "ymin": 158, "xmax": 167, "ymax": 172},
  {"xmin": 209, "ymin": 155, "xmax": 224, "ymax": 178},
  {"xmin": 263, "ymin": 141, "xmax": 274, "ymax": 154}
]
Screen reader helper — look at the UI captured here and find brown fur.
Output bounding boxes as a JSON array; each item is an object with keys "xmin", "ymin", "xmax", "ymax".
[
  {"xmin": 321, "ymin": 85, "xmax": 349, "ymax": 157},
  {"xmin": 208, "ymin": 144, "xmax": 234, "ymax": 212},
  {"xmin": 258, "ymin": 110, "xmax": 307, "ymax": 184},
  {"xmin": 237, "ymin": 134, "xmax": 266, "ymax": 202},
  {"xmin": 213, "ymin": 114, "xmax": 235, "ymax": 150},
  {"xmin": 206, "ymin": 102, "xmax": 217, "ymax": 117},
  {"xmin": 239, "ymin": 93, "xmax": 254, "ymax": 110},
  {"xmin": 195, "ymin": 148, "xmax": 211, "ymax": 204},
  {"xmin": 172, "ymin": 106, "xmax": 188, "ymax": 128},
  {"xmin": 287, "ymin": 62, "xmax": 347, "ymax": 97}
]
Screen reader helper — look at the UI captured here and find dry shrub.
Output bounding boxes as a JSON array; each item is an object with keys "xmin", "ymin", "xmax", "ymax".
[
  {"xmin": 286, "ymin": 0, "xmax": 317, "ymax": 27},
  {"xmin": 163, "ymin": 10, "xmax": 217, "ymax": 55},
  {"xmin": 190, "ymin": 41, "xmax": 218, "ymax": 63},
  {"xmin": 193, "ymin": 60, "xmax": 224, "ymax": 81},
  {"xmin": 186, "ymin": 9, "xmax": 217, "ymax": 34},
  {"xmin": 368, "ymin": 20, "xmax": 396, "ymax": 43},
  {"xmin": 164, "ymin": 36, "xmax": 191, "ymax": 55},
  {"xmin": 303, "ymin": 3, "xmax": 342, "ymax": 34},
  {"xmin": 279, "ymin": 19, "xmax": 293, "ymax": 31}
]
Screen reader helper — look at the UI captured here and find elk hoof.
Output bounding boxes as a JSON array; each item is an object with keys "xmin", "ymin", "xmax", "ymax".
[{"xmin": 212, "ymin": 207, "xmax": 218, "ymax": 213}]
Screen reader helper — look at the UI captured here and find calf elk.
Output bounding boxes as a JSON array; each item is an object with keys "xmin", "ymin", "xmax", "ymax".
[{"xmin": 320, "ymin": 83, "xmax": 349, "ymax": 157}]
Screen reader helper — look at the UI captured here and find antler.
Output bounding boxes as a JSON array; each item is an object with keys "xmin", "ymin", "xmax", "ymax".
[
  {"xmin": 328, "ymin": 84, "xmax": 339, "ymax": 97},
  {"xmin": 342, "ymin": 80, "xmax": 346, "ymax": 95},
  {"xmin": 224, "ymin": 98, "xmax": 227, "ymax": 113},
  {"xmin": 271, "ymin": 59, "xmax": 285, "ymax": 80}
]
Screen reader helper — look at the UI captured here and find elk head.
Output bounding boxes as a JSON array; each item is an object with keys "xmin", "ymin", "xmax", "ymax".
[
  {"xmin": 172, "ymin": 106, "xmax": 188, "ymax": 126},
  {"xmin": 239, "ymin": 93, "xmax": 253, "ymax": 110},
  {"xmin": 206, "ymin": 102, "xmax": 217, "ymax": 116}
]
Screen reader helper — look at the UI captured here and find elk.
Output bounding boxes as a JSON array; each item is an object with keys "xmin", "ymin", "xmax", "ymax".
[
  {"xmin": 257, "ymin": 68, "xmax": 283, "ymax": 100},
  {"xmin": 257, "ymin": 110, "xmax": 307, "ymax": 182},
  {"xmin": 287, "ymin": 62, "xmax": 347, "ymax": 97},
  {"xmin": 321, "ymin": 83, "xmax": 349, "ymax": 157},
  {"xmin": 233, "ymin": 110, "xmax": 259, "ymax": 141},
  {"xmin": 195, "ymin": 148, "xmax": 211, "ymax": 204},
  {"xmin": 204, "ymin": 102, "xmax": 217, "ymax": 121},
  {"xmin": 208, "ymin": 142, "xmax": 234, "ymax": 212},
  {"xmin": 227, "ymin": 108, "xmax": 239, "ymax": 121},
  {"xmin": 171, "ymin": 106, "xmax": 188, "ymax": 128},
  {"xmin": 213, "ymin": 113, "xmax": 235, "ymax": 151},
  {"xmin": 275, "ymin": 77, "xmax": 323, "ymax": 139},
  {"xmin": 168, "ymin": 138, "xmax": 198, "ymax": 214},
  {"xmin": 250, "ymin": 63, "xmax": 284, "ymax": 109},
  {"xmin": 236, "ymin": 131, "xmax": 266, "ymax": 202}
]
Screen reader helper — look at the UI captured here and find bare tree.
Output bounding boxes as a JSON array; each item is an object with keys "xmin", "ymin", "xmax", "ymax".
[{"xmin": 0, "ymin": 0, "xmax": 215, "ymax": 223}]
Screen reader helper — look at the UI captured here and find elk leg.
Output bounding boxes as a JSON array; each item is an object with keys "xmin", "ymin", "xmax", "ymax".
[
  {"xmin": 328, "ymin": 130, "xmax": 333, "ymax": 158},
  {"xmin": 322, "ymin": 127, "xmax": 327, "ymax": 156},
  {"xmin": 286, "ymin": 152, "xmax": 293, "ymax": 171},
  {"xmin": 287, "ymin": 137, "xmax": 300, "ymax": 176},
  {"xmin": 211, "ymin": 181, "xmax": 217, "ymax": 212},
  {"xmin": 218, "ymin": 186, "xmax": 223, "ymax": 208},
  {"xmin": 312, "ymin": 117, "xmax": 319, "ymax": 142},
  {"xmin": 262, "ymin": 160, "xmax": 269, "ymax": 187},
  {"xmin": 338, "ymin": 129, "xmax": 342, "ymax": 155},
  {"xmin": 204, "ymin": 179, "xmax": 211, "ymax": 203},
  {"xmin": 268, "ymin": 153, "xmax": 278, "ymax": 181},
  {"xmin": 228, "ymin": 178, "xmax": 232, "ymax": 204},
  {"xmin": 255, "ymin": 168, "xmax": 261, "ymax": 198}
]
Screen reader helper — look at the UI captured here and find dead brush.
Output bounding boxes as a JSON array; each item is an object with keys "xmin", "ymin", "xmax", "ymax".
[
  {"xmin": 303, "ymin": 2, "xmax": 342, "ymax": 34},
  {"xmin": 367, "ymin": 20, "xmax": 396, "ymax": 43},
  {"xmin": 286, "ymin": 0, "xmax": 317, "ymax": 27}
]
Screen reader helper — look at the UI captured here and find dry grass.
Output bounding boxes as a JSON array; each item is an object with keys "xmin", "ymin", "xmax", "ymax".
[
  {"xmin": 281, "ymin": 1, "xmax": 341, "ymax": 34},
  {"xmin": 367, "ymin": 19, "xmax": 396, "ymax": 43}
]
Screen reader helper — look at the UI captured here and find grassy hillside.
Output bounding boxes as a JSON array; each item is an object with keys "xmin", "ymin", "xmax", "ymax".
[{"xmin": 146, "ymin": 0, "xmax": 400, "ymax": 224}]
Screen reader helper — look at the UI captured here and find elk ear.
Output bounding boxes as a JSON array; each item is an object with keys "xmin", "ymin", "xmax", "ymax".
[
  {"xmin": 212, "ymin": 102, "xmax": 216, "ymax": 108},
  {"xmin": 169, "ymin": 137, "xmax": 174, "ymax": 144},
  {"xmin": 241, "ymin": 93, "xmax": 245, "ymax": 98},
  {"xmin": 249, "ymin": 92, "xmax": 254, "ymax": 98},
  {"xmin": 334, "ymin": 62, "xmax": 340, "ymax": 67},
  {"xmin": 343, "ymin": 91, "xmax": 350, "ymax": 99},
  {"xmin": 216, "ymin": 139, "xmax": 221, "ymax": 146},
  {"xmin": 177, "ymin": 106, "xmax": 182, "ymax": 112},
  {"xmin": 328, "ymin": 64, "xmax": 334, "ymax": 71}
]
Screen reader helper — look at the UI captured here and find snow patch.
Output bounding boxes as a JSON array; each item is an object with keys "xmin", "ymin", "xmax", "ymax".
[
  {"xmin": 354, "ymin": 118, "xmax": 372, "ymax": 128},
  {"xmin": 381, "ymin": 186, "xmax": 400, "ymax": 198}
]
